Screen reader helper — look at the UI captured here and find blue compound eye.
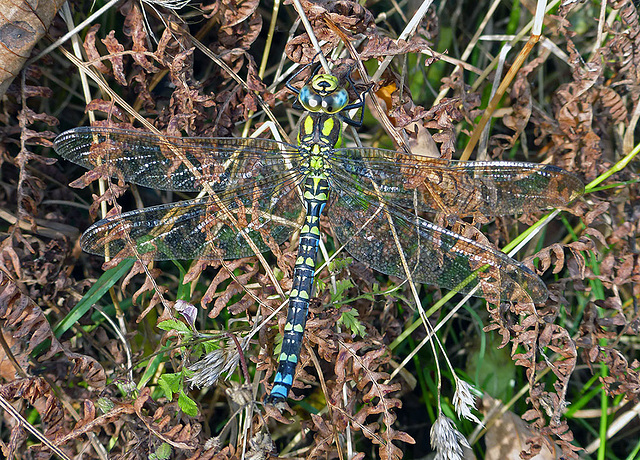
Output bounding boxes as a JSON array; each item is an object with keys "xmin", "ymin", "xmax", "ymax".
[
  {"xmin": 322, "ymin": 88, "xmax": 349, "ymax": 114},
  {"xmin": 299, "ymin": 75, "xmax": 349, "ymax": 113},
  {"xmin": 299, "ymin": 85, "xmax": 323, "ymax": 112}
]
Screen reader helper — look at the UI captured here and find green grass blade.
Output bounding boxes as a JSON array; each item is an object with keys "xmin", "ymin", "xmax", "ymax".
[{"xmin": 53, "ymin": 259, "xmax": 135, "ymax": 338}]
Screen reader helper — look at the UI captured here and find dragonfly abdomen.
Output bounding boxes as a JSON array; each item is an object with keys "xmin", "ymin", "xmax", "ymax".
[{"xmin": 268, "ymin": 173, "xmax": 329, "ymax": 402}]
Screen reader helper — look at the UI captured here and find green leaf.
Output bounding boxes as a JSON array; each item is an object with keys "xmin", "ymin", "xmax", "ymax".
[
  {"xmin": 178, "ymin": 390, "xmax": 198, "ymax": 416},
  {"xmin": 203, "ymin": 340, "xmax": 219, "ymax": 354},
  {"xmin": 157, "ymin": 319, "xmax": 191, "ymax": 333},
  {"xmin": 96, "ymin": 397, "xmax": 114, "ymax": 414},
  {"xmin": 158, "ymin": 378, "xmax": 174, "ymax": 401},
  {"xmin": 183, "ymin": 368, "xmax": 195, "ymax": 379},
  {"xmin": 273, "ymin": 333, "xmax": 283, "ymax": 357},
  {"xmin": 171, "ymin": 260, "xmax": 193, "ymax": 301},
  {"xmin": 338, "ymin": 308, "xmax": 366, "ymax": 337},
  {"xmin": 153, "ymin": 443, "xmax": 172, "ymax": 460},
  {"xmin": 315, "ymin": 278, "xmax": 327, "ymax": 292},
  {"xmin": 328, "ymin": 257, "xmax": 353, "ymax": 273},
  {"xmin": 158, "ymin": 373, "xmax": 181, "ymax": 400},
  {"xmin": 331, "ymin": 279, "xmax": 354, "ymax": 303},
  {"xmin": 138, "ymin": 353, "xmax": 166, "ymax": 390}
]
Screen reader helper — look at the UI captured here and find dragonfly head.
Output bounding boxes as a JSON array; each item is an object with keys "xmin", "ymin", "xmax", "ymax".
[{"xmin": 299, "ymin": 74, "xmax": 349, "ymax": 114}]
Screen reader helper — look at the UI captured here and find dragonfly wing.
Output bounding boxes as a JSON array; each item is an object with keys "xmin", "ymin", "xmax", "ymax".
[
  {"xmin": 326, "ymin": 186, "xmax": 548, "ymax": 303},
  {"xmin": 81, "ymin": 172, "xmax": 304, "ymax": 260},
  {"xmin": 54, "ymin": 127, "xmax": 299, "ymax": 192},
  {"xmin": 332, "ymin": 148, "xmax": 583, "ymax": 216}
]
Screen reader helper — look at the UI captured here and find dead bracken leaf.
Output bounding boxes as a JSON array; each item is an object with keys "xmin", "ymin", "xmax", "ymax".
[
  {"xmin": 0, "ymin": 274, "xmax": 106, "ymax": 388},
  {"xmin": 0, "ymin": 0, "xmax": 638, "ymax": 458}
]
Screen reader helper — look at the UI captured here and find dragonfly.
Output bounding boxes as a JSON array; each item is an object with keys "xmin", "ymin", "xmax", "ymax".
[{"xmin": 53, "ymin": 63, "xmax": 583, "ymax": 403}]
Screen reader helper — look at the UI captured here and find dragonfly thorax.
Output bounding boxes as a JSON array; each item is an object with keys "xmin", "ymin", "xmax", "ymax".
[{"xmin": 297, "ymin": 111, "xmax": 343, "ymax": 153}]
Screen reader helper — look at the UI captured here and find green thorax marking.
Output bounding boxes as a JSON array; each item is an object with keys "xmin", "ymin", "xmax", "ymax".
[{"xmin": 297, "ymin": 74, "xmax": 349, "ymax": 170}]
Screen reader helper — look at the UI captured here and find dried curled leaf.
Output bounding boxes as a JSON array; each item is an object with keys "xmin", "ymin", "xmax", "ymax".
[
  {"xmin": 0, "ymin": 378, "xmax": 66, "ymax": 456},
  {"xmin": 0, "ymin": 273, "xmax": 106, "ymax": 388},
  {"xmin": 133, "ymin": 388, "xmax": 201, "ymax": 450},
  {"xmin": 284, "ymin": 0, "xmax": 374, "ymax": 62}
]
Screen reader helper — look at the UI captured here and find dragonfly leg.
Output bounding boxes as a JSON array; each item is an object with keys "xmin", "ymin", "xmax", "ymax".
[
  {"xmin": 338, "ymin": 71, "xmax": 370, "ymax": 127},
  {"xmin": 285, "ymin": 58, "xmax": 323, "ymax": 95}
]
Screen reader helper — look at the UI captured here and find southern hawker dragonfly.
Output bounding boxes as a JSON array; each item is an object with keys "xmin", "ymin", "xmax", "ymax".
[{"xmin": 54, "ymin": 66, "xmax": 583, "ymax": 402}]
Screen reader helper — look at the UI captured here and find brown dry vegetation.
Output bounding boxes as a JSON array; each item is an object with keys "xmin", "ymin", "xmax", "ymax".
[{"xmin": 0, "ymin": 0, "xmax": 639, "ymax": 459}]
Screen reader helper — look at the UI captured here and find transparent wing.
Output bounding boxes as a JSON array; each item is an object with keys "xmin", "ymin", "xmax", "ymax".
[
  {"xmin": 81, "ymin": 171, "xmax": 305, "ymax": 260},
  {"xmin": 54, "ymin": 127, "xmax": 300, "ymax": 192},
  {"xmin": 327, "ymin": 186, "xmax": 548, "ymax": 303},
  {"xmin": 329, "ymin": 148, "xmax": 583, "ymax": 217}
]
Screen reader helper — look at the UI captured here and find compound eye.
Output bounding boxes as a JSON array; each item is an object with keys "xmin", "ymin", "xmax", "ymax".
[
  {"xmin": 299, "ymin": 85, "xmax": 323, "ymax": 112},
  {"xmin": 306, "ymin": 94, "xmax": 323, "ymax": 112},
  {"xmin": 322, "ymin": 88, "xmax": 349, "ymax": 114}
]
